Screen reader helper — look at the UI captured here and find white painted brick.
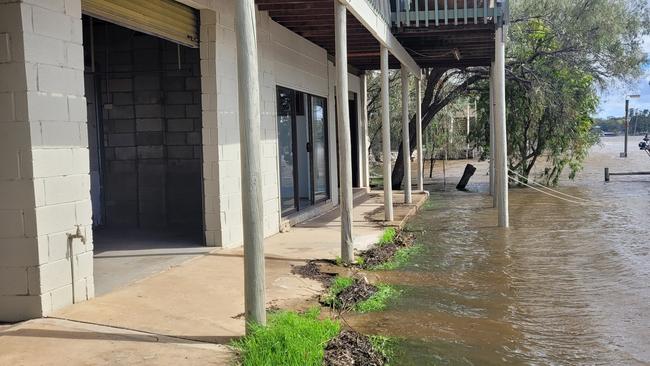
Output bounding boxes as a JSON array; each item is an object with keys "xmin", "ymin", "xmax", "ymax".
[
  {"xmin": 0, "ymin": 267, "xmax": 28, "ymax": 295},
  {"xmin": 0, "ymin": 33, "xmax": 10, "ymax": 63},
  {"xmin": 67, "ymin": 95, "xmax": 86, "ymax": 121},
  {"xmin": 0, "ymin": 294, "xmax": 45, "ymax": 322},
  {"xmin": 32, "ymin": 179, "xmax": 46, "ymax": 207},
  {"xmin": 0, "ymin": 92, "xmax": 14, "ymax": 122},
  {"xmin": 34, "ymin": 203, "xmax": 76, "ymax": 236},
  {"xmin": 74, "ymin": 250, "xmax": 92, "ymax": 279},
  {"xmin": 71, "ymin": 147, "xmax": 90, "ymax": 174},
  {"xmin": 65, "ymin": 42, "xmax": 84, "ymax": 71},
  {"xmin": 27, "ymin": 92, "xmax": 68, "ymax": 121},
  {"xmin": 70, "ymin": 18, "xmax": 82, "ymax": 44},
  {"xmin": 49, "ymin": 282, "xmax": 72, "ymax": 312},
  {"xmin": 43, "ymin": 175, "xmax": 88, "ymax": 205},
  {"xmin": 74, "ymin": 199, "xmax": 92, "ymax": 225},
  {"xmin": 0, "ymin": 180, "xmax": 36, "ymax": 210},
  {"xmin": 31, "ymin": 148, "xmax": 72, "ymax": 177},
  {"xmin": 32, "ymin": 6, "xmax": 72, "ymax": 41},
  {"xmin": 23, "ymin": 33, "xmax": 65, "ymax": 65},
  {"xmin": 37, "ymin": 64, "xmax": 72, "ymax": 93},
  {"xmin": 47, "ymin": 231, "xmax": 69, "ymax": 262},
  {"xmin": 0, "ymin": 210, "xmax": 24, "ymax": 238},
  {"xmin": 0, "ymin": 237, "xmax": 43, "ymax": 267},
  {"xmin": 0, "ymin": 62, "xmax": 33, "ymax": 93},
  {"xmin": 39, "ymin": 121, "xmax": 82, "ymax": 146},
  {"xmin": 23, "ymin": 0, "xmax": 66, "ymax": 13},
  {"xmin": 37, "ymin": 258, "xmax": 72, "ymax": 293},
  {"xmin": 64, "ymin": 0, "xmax": 81, "ymax": 18}
]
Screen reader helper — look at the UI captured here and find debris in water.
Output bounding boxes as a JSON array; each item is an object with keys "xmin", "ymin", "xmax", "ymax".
[
  {"xmin": 291, "ymin": 260, "xmax": 336, "ymax": 285},
  {"xmin": 336, "ymin": 278, "xmax": 378, "ymax": 310},
  {"xmin": 323, "ymin": 330, "xmax": 386, "ymax": 366}
]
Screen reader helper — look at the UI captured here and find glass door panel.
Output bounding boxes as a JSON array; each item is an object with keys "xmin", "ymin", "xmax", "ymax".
[
  {"xmin": 311, "ymin": 96, "xmax": 329, "ymax": 203},
  {"xmin": 277, "ymin": 87, "xmax": 296, "ymax": 216},
  {"xmin": 294, "ymin": 92, "xmax": 312, "ymax": 210}
]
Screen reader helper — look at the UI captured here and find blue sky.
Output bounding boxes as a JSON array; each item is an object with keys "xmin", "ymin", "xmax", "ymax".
[{"xmin": 595, "ymin": 37, "xmax": 650, "ymax": 118}]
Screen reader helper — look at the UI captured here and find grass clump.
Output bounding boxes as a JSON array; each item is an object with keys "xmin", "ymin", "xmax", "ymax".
[
  {"xmin": 321, "ymin": 276, "xmax": 355, "ymax": 307},
  {"xmin": 369, "ymin": 244, "xmax": 423, "ymax": 270},
  {"xmin": 369, "ymin": 335, "xmax": 396, "ymax": 364},
  {"xmin": 378, "ymin": 227, "xmax": 397, "ymax": 246},
  {"xmin": 232, "ymin": 308, "xmax": 340, "ymax": 366},
  {"xmin": 335, "ymin": 256, "xmax": 365, "ymax": 266},
  {"xmin": 322, "ymin": 276, "xmax": 398, "ymax": 313},
  {"xmin": 355, "ymin": 284, "xmax": 398, "ymax": 313}
]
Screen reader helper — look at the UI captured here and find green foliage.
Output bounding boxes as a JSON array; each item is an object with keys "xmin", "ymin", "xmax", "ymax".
[
  {"xmin": 321, "ymin": 277, "xmax": 355, "ymax": 308},
  {"xmin": 335, "ymin": 256, "xmax": 365, "ymax": 267},
  {"xmin": 369, "ymin": 335, "xmax": 396, "ymax": 364},
  {"xmin": 378, "ymin": 228, "xmax": 397, "ymax": 246},
  {"xmin": 370, "ymin": 245, "xmax": 423, "ymax": 270},
  {"xmin": 232, "ymin": 308, "xmax": 340, "ymax": 366},
  {"xmin": 322, "ymin": 276, "xmax": 398, "ymax": 313},
  {"xmin": 354, "ymin": 285, "xmax": 399, "ymax": 313}
]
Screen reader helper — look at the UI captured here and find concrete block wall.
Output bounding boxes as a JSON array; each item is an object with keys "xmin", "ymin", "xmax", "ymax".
[
  {"xmin": 88, "ymin": 21, "xmax": 203, "ymax": 230},
  {"xmin": 197, "ymin": 0, "xmax": 359, "ymax": 247},
  {"xmin": 0, "ymin": 0, "xmax": 93, "ymax": 321}
]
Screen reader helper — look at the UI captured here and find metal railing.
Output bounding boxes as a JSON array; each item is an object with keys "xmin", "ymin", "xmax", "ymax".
[
  {"xmin": 366, "ymin": 0, "xmax": 392, "ymax": 24},
  {"xmin": 391, "ymin": 0, "xmax": 507, "ymax": 28}
]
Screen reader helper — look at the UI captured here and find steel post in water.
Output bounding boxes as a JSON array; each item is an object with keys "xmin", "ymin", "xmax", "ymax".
[
  {"xmin": 495, "ymin": 25, "xmax": 509, "ymax": 228},
  {"xmin": 605, "ymin": 167, "xmax": 610, "ymax": 182},
  {"xmin": 381, "ymin": 45, "xmax": 394, "ymax": 221},
  {"xmin": 335, "ymin": 1, "xmax": 354, "ymax": 264},
  {"xmin": 401, "ymin": 66, "xmax": 412, "ymax": 204},
  {"xmin": 235, "ymin": 0, "xmax": 266, "ymax": 329}
]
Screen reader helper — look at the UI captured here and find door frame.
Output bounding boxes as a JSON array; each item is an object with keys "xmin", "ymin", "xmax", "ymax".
[{"xmin": 276, "ymin": 86, "xmax": 330, "ymax": 217}]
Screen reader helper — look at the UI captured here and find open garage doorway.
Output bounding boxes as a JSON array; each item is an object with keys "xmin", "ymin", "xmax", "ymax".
[{"xmin": 82, "ymin": 11, "xmax": 209, "ymax": 295}]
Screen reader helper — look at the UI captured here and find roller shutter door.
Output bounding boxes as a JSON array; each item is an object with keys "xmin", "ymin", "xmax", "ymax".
[{"xmin": 82, "ymin": 0, "xmax": 199, "ymax": 48}]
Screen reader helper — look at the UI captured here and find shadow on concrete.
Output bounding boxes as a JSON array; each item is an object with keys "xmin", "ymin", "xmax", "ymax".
[{"xmin": 2, "ymin": 327, "xmax": 237, "ymax": 345}]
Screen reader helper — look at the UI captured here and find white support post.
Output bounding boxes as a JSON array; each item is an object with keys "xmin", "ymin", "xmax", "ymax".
[
  {"xmin": 489, "ymin": 62, "xmax": 496, "ymax": 207},
  {"xmin": 401, "ymin": 66, "xmax": 412, "ymax": 204},
  {"xmin": 360, "ymin": 72, "xmax": 370, "ymax": 189},
  {"xmin": 494, "ymin": 25, "xmax": 509, "ymax": 228},
  {"xmin": 381, "ymin": 45, "xmax": 394, "ymax": 221},
  {"xmin": 335, "ymin": 1, "xmax": 355, "ymax": 263},
  {"xmin": 235, "ymin": 0, "xmax": 266, "ymax": 328},
  {"xmin": 416, "ymin": 72, "xmax": 424, "ymax": 191},
  {"xmin": 466, "ymin": 101, "xmax": 470, "ymax": 159}
]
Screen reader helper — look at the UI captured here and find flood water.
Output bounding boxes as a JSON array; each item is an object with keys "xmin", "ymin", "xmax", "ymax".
[{"xmin": 351, "ymin": 136, "xmax": 650, "ymax": 365}]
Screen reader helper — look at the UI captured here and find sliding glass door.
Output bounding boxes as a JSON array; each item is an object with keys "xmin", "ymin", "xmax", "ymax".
[{"xmin": 277, "ymin": 87, "xmax": 330, "ymax": 216}]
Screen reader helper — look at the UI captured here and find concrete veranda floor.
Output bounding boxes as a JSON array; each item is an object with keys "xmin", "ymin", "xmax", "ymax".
[{"xmin": 0, "ymin": 190, "xmax": 428, "ymax": 365}]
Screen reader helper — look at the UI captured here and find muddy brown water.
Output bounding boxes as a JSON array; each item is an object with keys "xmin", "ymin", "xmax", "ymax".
[{"xmin": 349, "ymin": 137, "xmax": 650, "ymax": 365}]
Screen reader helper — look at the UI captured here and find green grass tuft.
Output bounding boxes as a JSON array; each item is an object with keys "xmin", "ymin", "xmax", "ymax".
[
  {"xmin": 370, "ymin": 245, "xmax": 423, "ymax": 270},
  {"xmin": 321, "ymin": 276, "xmax": 355, "ymax": 307},
  {"xmin": 232, "ymin": 308, "xmax": 340, "ymax": 366},
  {"xmin": 369, "ymin": 335, "xmax": 396, "ymax": 364},
  {"xmin": 354, "ymin": 284, "xmax": 398, "ymax": 313},
  {"xmin": 378, "ymin": 228, "xmax": 397, "ymax": 246}
]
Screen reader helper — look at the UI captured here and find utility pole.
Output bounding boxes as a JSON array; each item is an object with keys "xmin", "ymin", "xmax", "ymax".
[{"xmin": 623, "ymin": 94, "xmax": 641, "ymax": 158}]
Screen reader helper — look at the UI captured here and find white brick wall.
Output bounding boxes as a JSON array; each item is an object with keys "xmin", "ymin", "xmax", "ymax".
[
  {"xmin": 200, "ymin": 0, "xmax": 359, "ymax": 247},
  {"xmin": 0, "ymin": 0, "xmax": 92, "ymax": 322}
]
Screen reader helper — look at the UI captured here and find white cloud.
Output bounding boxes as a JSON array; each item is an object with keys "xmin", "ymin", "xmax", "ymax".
[{"xmin": 595, "ymin": 35, "xmax": 650, "ymax": 118}]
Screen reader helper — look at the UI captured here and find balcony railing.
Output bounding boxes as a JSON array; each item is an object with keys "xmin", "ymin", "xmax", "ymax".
[
  {"xmin": 391, "ymin": 0, "xmax": 506, "ymax": 28},
  {"xmin": 366, "ymin": 0, "xmax": 393, "ymax": 25}
]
